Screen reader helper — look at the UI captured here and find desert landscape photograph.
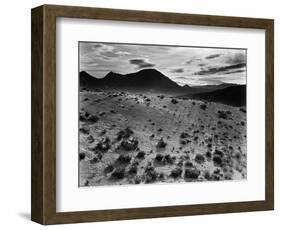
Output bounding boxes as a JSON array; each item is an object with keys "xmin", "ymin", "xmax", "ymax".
[{"xmin": 78, "ymin": 42, "xmax": 247, "ymax": 187}]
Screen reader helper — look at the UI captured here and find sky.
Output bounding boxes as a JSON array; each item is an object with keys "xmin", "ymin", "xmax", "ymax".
[{"xmin": 79, "ymin": 42, "xmax": 246, "ymax": 86}]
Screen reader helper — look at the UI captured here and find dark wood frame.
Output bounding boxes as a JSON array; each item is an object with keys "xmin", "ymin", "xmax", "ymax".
[{"xmin": 31, "ymin": 4, "xmax": 274, "ymax": 225}]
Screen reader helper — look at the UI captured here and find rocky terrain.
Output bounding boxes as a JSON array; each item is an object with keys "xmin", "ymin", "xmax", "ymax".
[{"xmin": 79, "ymin": 76, "xmax": 247, "ymax": 187}]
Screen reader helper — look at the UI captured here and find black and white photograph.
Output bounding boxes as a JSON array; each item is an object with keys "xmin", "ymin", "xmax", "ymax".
[{"xmin": 78, "ymin": 42, "xmax": 247, "ymax": 187}]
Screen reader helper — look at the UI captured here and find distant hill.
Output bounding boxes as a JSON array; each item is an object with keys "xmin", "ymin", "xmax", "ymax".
[
  {"xmin": 184, "ymin": 85, "xmax": 246, "ymax": 106},
  {"xmin": 189, "ymin": 83, "xmax": 239, "ymax": 93},
  {"xmin": 80, "ymin": 69, "xmax": 187, "ymax": 94},
  {"xmin": 80, "ymin": 69, "xmax": 246, "ymax": 105}
]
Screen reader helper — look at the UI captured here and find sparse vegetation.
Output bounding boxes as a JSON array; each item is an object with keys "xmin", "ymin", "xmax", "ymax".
[{"xmin": 79, "ymin": 83, "xmax": 246, "ymax": 186}]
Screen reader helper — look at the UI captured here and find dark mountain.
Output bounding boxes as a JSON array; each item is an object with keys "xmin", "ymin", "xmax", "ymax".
[
  {"xmin": 80, "ymin": 69, "xmax": 186, "ymax": 94},
  {"xmin": 185, "ymin": 85, "xmax": 246, "ymax": 106}
]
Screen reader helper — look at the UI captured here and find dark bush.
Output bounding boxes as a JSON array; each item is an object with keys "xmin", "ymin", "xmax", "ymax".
[
  {"xmin": 96, "ymin": 137, "xmax": 111, "ymax": 152},
  {"xmin": 155, "ymin": 154, "xmax": 164, "ymax": 162},
  {"xmin": 116, "ymin": 127, "xmax": 134, "ymax": 140},
  {"xmin": 184, "ymin": 161, "xmax": 193, "ymax": 167},
  {"xmin": 213, "ymin": 156, "xmax": 223, "ymax": 166},
  {"xmin": 184, "ymin": 168, "xmax": 200, "ymax": 179},
  {"xmin": 87, "ymin": 115, "xmax": 99, "ymax": 123},
  {"xmin": 120, "ymin": 137, "xmax": 139, "ymax": 151},
  {"xmin": 80, "ymin": 126, "xmax": 90, "ymax": 134},
  {"xmin": 156, "ymin": 138, "xmax": 167, "ymax": 148},
  {"xmin": 87, "ymin": 135, "xmax": 95, "ymax": 143},
  {"xmin": 111, "ymin": 167, "xmax": 125, "ymax": 180},
  {"xmin": 104, "ymin": 164, "xmax": 114, "ymax": 173},
  {"xmin": 217, "ymin": 110, "xmax": 229, "ymax": 119},
  {"xmin": 128, "ymin": 165, "xmax": 138, "ymax": 174},
  {"xmin": 195, "ymin": 154, "xmax": 205, "ymax": 164},
  {"xmin": 180, "ymin": 132, "xmax": 189, "ymax": 138},
  {"xmin": 170, "ymin": 167, "xmax": 182, "ymax": 178},
  {"xmin": 144, "ymin": 165, "xmax": 157, "ymax": 183},
  {"xmin": 240, "ymin": 107, "xmax": 246, "ymax": 113},
  {"xmin": 206, "ymin": 151, "xmax": 212, "ymax": 159},
  {"xmin": 200, "ymin": 104, "xmax": 207, "ymax": 110},
  {"xmin": 79, "ymin": 152, "xmax": 86, "ymax": 161},
  {"xmin": 171, "ymin": 99, "xmax": 178, "ymax": 104},
  {"xmin": 117, "ymin": 154, "xmax": 131, "ymax": 164},
  {"xmin": 136, "ymin": 151, "xmax": 145, "ymax": 159}
]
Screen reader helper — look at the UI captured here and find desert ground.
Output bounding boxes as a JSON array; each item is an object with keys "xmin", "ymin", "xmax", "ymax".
[{"xmin": 79, "ymin": 88, "xmax": 247, "ymax": 187}]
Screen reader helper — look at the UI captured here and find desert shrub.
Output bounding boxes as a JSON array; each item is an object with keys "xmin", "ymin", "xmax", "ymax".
[
  {"xmin": 184, "ymin": 161, "xmax": 193, "ymax": 168},
  {"xmin": 195, "ymin": 154, "xmax": 205, "ymax": 164},
  {"xmin": 156, "ymin": 138, "xmax": 167, "ymax": 148},
  {"xmin": 136, "ymin": 151, "xmax": 145, "ymax": 159},
  {"xmin": 200, "ymin": 104, "xmax": 207, "ymax": 110},
  {"xmin": 204, "ymin": 170, "xmax": 211, "ymax": 180},
  {"xmin": 184, "ymin": 168, "xmax": 200, "ymax": 180},
  {"xmin": 120, "ymin": 137, "xmax": 139, "ymax": 151},
  {"xmin": 217, "ymin": 110, "xmax": 230, "ymax": 119},
  {"xmin": 171, "ymin": 99, "xmax": 178, "ymax": 104},
  {"xmin": 180, "ymin": 139, "xmax": 187, "ymax": 145},
  {"xmin": 79, "ymin": 126, "xmax": 90, "ymax": 134},
  {"xmin": 163, "ymin": 154, "xmax": 174, "ymax": 164},
  {"xmin": 79, "ymin": 152, "xmax": 86, "ymax": 161},
  {"xmin": 240, "ymin": 107, "xmax": 246, "ymax": 113},
  {"xmin": 170, "ymin": 167, "xmax": 182, "ymax": 178},
  {"xmin": 117, "ymin": 154, "xmax": 131, "ymax": 164},
  {"xmin": 155, "ymin": 154, "xmax": 164, "ymax": 162},
  {"xmin": 104, "ymin": 164, "xmax": 114, "ymax": 173},
  {"xmin": 90, "ymin": 156, "xmax": 99, "ymax": 164},
  {"xmin": 206, "ymin": 151, "xmax": 212, "ymax": 159},
  {"xmin": 213, "ymin": 149, "xmax": 224, "ymax": 157},
  {"xmin": 144, "ymin": 165, "xmax": 157, "ymax": 183},
  {"xmin": 116, "ymin": 127, "xmax": 134, "ymax": 140},
  {"xmin": 128, "ymin": 164, "xmax": 138, "ymax": 174},
  {"xmin": 87, "ymin": 135, "xmax": 95, "ymax": 143},
  {"xmin": 180, "ymin": 132, "xmax": 189, "ymax": 138},
  {"xmin": 87, "ymin": 115, "xmax": 99, "ymax": 123},
  {"xmin": 134, "ymin": 176, "xmax": 141, "ymax": 184},
  {"xmin": 213, "ymin": 156, "xmax": 223, "ymax": 167},
  {"xmin": 96, "ymin": 137, "xmax": 111, "ymax": 152},
  {"xmin": 111, "ymin": 167, "xmax": 125, "ymax": 180}
]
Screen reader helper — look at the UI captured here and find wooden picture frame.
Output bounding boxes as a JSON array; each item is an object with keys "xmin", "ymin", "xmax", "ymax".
[{"xmin": 31, "ymin": 4, "xmax": 274, "ymax": 225}]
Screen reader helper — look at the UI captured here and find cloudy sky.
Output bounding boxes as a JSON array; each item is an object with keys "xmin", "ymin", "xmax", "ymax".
[{"xmin": 79, "ymin": 42, "xmax": 246, "ymax": 86}]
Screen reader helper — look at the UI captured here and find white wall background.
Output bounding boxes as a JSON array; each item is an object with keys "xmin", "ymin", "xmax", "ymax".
[{"xmin": 0, "ymin": 0, "xmax": 279, "ymax": 229}]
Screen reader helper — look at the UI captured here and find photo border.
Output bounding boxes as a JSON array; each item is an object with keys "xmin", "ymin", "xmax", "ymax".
[{"xmin": 31, "ymin": 4, "xmax": 274, "ymax": 225}]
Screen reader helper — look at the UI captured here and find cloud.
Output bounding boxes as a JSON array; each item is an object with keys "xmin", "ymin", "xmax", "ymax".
[
  {"xmin": 186, "ymin": 58, "xmax": 201, "ymax": 64},
  {"xmin": 116, "ymin": 51, "xmax": 131, "ymax": 56},
  {"xmin": 91, "ymin": 44, "xmax": 131, "ymax": 58},
  {"xmin": 193, "ymin": 63, "xmax": 246, "ymax": 75},
  {"xmin": 224, "ymin": 69, "xmax": 245, "ymax": 75},
  {"xmin": 171, "ymin": 68, "xmax": 184, "ymax": 73},
  {"xmin": 205, "ymin": 54, "xmax": 221, "ymax": 59},
  {"xmin": 225, "ymin": 52, "xmax": 246, "ymax": 64},
  {"xmin": 129, "ymin": 58, "xmax": 155, "ymax": 69}
]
